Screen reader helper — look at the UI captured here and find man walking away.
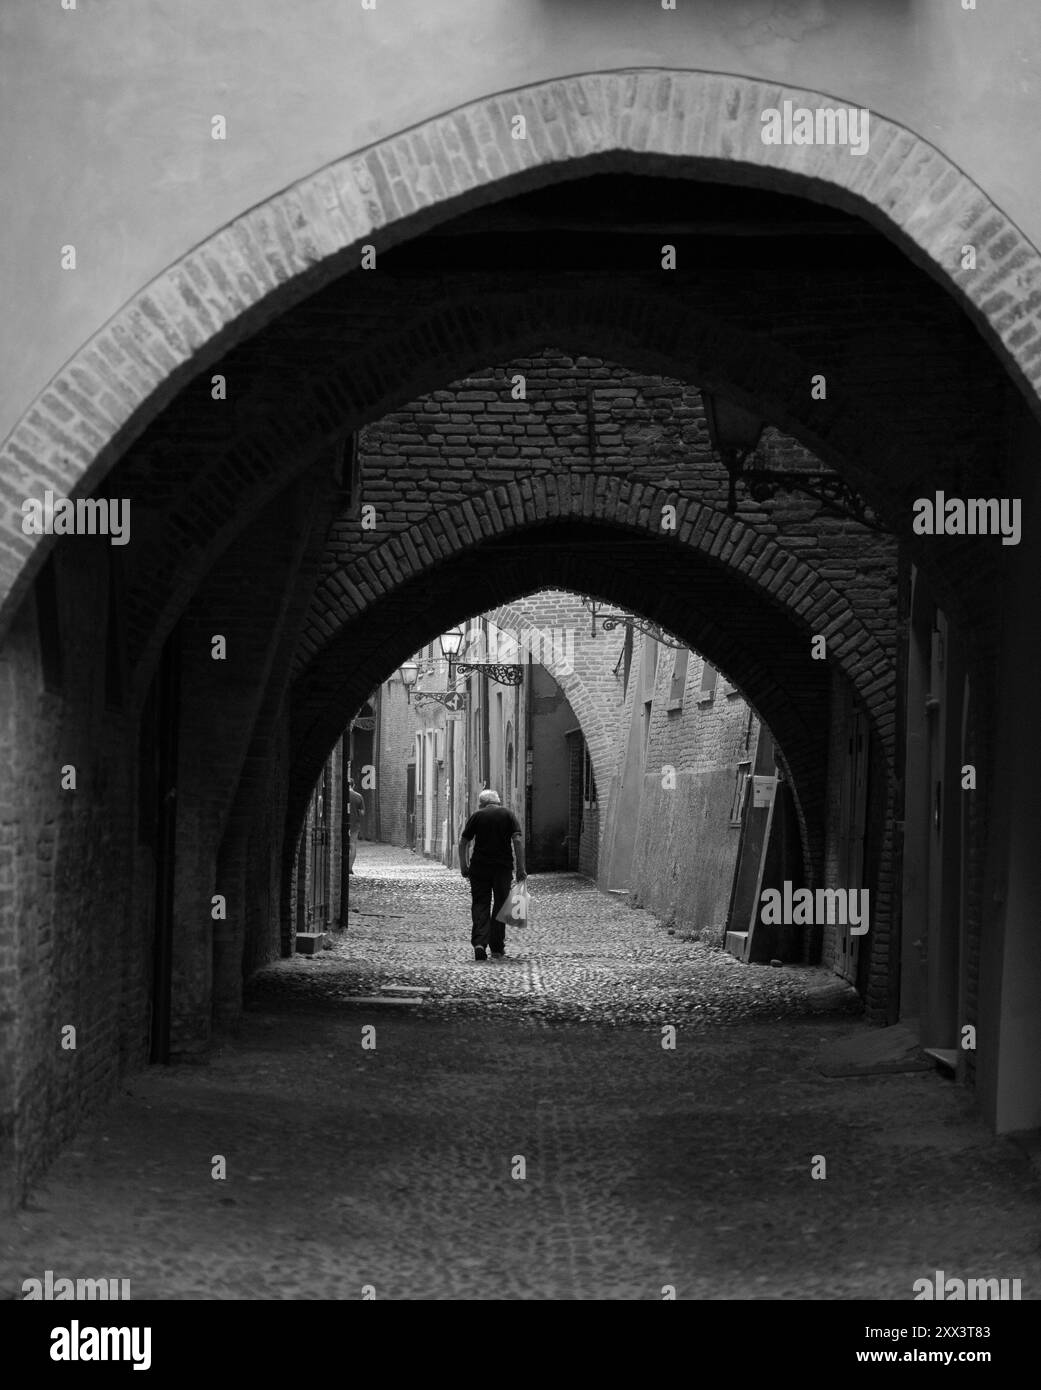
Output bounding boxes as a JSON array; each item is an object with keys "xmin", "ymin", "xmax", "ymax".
[
  {"xmin": 459, "ymin": 789, "xmax": 526, "ymax": 961},
  {"xmin": 348, "ymin": 778, "xmax": 365, "ymax": 874}
]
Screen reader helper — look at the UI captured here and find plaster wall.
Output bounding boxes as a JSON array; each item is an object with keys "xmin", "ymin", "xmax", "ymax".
[{"xmin": 3, "ymin": 0, "xmax": 1040, "ymax": 447}]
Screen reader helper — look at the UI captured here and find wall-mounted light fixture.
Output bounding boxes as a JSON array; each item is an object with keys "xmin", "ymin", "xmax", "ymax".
[
  {"xmin": 454, "ymin": 661, "xmax": 524, "ymax": 686},
  {"xmin": 438, "ymin": 623, "xmax": 466, "ymax": 682},
  {"xmin": 702, "ymin": 390, "xmax": 766, "ymax": 515},
  {"xmin": 398, "ymin": 658, "xmax": 419, "ymax": 702},
  {"xmin": 415, "ymin": 690, "xmax": 467, "ymax": 712},
  {"xmin": 579, "ymin": 597, "xmax": 686, "ymax": 651},
  {"xmin": 401, "ymin": 625, "xmax": 473, "ymax": 709},
  {"xmin": 703, "ymin": 389, "xmax": 885, "ymax": 532}
]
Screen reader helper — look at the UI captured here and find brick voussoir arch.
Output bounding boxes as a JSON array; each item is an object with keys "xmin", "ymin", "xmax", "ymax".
[
  {"xmin": 300, "ymin": 481, "xmax": 896, "ymax": 762},
  {"xmin": 3, "ymin": 68, "xmax": 1039, "ymax": 631},
  {"xmin": 284, "ymin": 521, "xmax": 851, "ymax": 926},
  {"xmin": 126, "ymin": 290, "xmax": 782, "ymax": 692},
  {"xmin": 294, "ymin": 517, "xmax": 895, "ymax": 906},
  {"xmin": 107, "ymin": 267, "xmax": 969, "ymax": 700},
  {"xmin": 483, "ymin": 599, "xmax": 615, "ymax": 825}
]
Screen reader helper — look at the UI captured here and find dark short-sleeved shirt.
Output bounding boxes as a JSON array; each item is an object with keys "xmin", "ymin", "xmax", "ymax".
[{"xmin": 461, "ymin": 805, "xmax": 521, "ymax": 867}]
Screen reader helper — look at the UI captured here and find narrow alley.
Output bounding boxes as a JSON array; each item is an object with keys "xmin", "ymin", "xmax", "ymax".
[{"xmin": 3, "ymin": 845, "xmax": 1039, "ymax": 1302}]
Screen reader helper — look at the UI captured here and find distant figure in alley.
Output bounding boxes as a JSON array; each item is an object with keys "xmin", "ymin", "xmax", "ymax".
[
  {"xmin": 459, "ymin": 789, "xmax": 526, "ymax": 961},
  {"xmin": 348, "ymin": 779, "xmax": 365, "ymax": 874}
]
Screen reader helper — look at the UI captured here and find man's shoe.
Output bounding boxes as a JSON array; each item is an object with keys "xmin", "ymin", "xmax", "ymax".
[
  {"xmin": 474, "ymin": 948, "xmax": 487, "ymax": 961},
  {"xmin": 490, "ymin": 950, "xmax": 505, "ymax": 958}
]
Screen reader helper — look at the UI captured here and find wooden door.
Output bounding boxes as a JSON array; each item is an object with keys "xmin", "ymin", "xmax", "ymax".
[{"xmin": 405, "ymin": 763, "xmax": 416, "ymax": 849}]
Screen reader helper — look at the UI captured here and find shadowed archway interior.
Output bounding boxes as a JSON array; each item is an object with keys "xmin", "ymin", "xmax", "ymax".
[{"xmin": 288, "ymin": 516, "xmax": 846, "ymax": 891}]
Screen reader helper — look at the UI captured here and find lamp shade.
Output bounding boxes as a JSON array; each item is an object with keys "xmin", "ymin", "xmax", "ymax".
[
  {"xmin": 702, "ymin": 391, "xmax": 764, "ymax": 456},
  {"xmin": 439, "ymin": 624, "xmax": 466, "ymax": 658},
  {"xmin": 399, "ymin": 659, "xmax": 419, "ymax": 688}
]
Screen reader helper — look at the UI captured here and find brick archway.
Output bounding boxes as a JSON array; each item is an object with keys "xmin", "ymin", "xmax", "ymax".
[
  {"xmin": 297, "ymin": 480, "xmax": 893, "ymax": 771},
  {"xmin": 485, "ymin": 598, "xmax": 616, "ymax": 843},
  {"xmin": 285, "ymin": 502, "xmax": 894, "ymax": 902},
  {"xmin": 3, "ymin": 69, "xmax": 1038, "ymax": 633},
  {"xmin": 124, "ymin": 270, "xmax": 970, "ymax": 709}
]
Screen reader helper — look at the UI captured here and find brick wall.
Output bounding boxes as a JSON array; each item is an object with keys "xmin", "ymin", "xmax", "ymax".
[
  {"xmin": 578, "ymin": 805, "xmax": 599, "ymax": 880},
  {"xmin": 101, "ymin": 249, "xmax": 1004, "ymax": 755},
  {"xmin": 625, "ymin": 635, "xmax": 762, "ymax": 942},
  {"xmin": 0, "ymin": 542, "xmax": 142, "ymax": 1206}
]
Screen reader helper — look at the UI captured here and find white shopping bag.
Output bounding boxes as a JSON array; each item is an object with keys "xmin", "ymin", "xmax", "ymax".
[{"xmin": 495, "ymin": 882, "xmax": 531, "ymax": 927}]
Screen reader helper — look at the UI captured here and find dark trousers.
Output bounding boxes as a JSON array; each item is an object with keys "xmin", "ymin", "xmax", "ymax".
[{"xmin": 469, "ymin": 863, "xmax": 513, "ymax": 951}]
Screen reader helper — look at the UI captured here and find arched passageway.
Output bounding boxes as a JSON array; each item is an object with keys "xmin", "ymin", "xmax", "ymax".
[
  {"xmin": 4, "ymin": 77, "xmax": 1041, "ymax": 1215},
  {"xmin": 4, "ymin": 67, "xmax": 1041, "ymax": 639}
]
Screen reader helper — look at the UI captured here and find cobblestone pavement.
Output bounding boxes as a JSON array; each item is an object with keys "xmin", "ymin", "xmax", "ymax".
[
  {"xmin": 258, "ymin": 842, "xmax": 862, "ymax": 1027},
  {"xmin": 3, "ymin": 842, "xmax": 1041, "ymax": 1301}
]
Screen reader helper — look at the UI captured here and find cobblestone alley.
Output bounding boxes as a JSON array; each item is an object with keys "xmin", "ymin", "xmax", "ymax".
[{"xmin": 3, "ymin": 844, "xmax": 1041, "ymax": 1302}]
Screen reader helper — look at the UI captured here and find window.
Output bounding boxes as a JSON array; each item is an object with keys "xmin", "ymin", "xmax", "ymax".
[
  {"xmin": 414, "ymin": 734, "xmax": 423, "ymax": 794},
  {"xmin": 697, "ymin": 661, "xmax": 718, "ymax": 705},
  {"xmin": 730, "ymin": 760, "xmax": 751, "ymax": 824},
  {"xmin": 667, "ymin": 648, "xmax": 689, "ymax": 711},
  {"xmin": 582, "ymin": 745, "xmax": 598, "ymax": 807}
]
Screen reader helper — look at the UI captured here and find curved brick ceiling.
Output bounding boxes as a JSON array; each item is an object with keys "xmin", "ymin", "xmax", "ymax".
[{"xmin": 1, "ymin": 69, "xmax": 1037, "ymax": 636}]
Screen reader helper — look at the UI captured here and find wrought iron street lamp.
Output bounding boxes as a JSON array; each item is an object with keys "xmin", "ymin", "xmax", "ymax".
[
  {"xmin": 438, "ymin": 623, "xmax": 466, "ymax": 682},
  {"xmin": 407, "ymin": 627, "xmax": 474, "ymax": 710},
  {"xmin": 455, "ymin": 660, "xmax": 525, "ymax": 685},
  {"xmin": 703, "ymin": 388, "xmax": 884, "ymax": 531},
  {"xmin": 702, "ymin": 390, "xmax": 766, "ymax": 515},
  {"xmin": 398, "ymin": 658, "xmax": 418, "ymax": 702},
  {"xmin": 601, "ymin": 614, "xmax": 686, "ymax": 650},
  {"xmin": 414, "ymin": 689, "xmax": 467, "ymax": 712},
  {"xmin": 579, "ymin": 597, "xmax": 686, "ymax": 651}
]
